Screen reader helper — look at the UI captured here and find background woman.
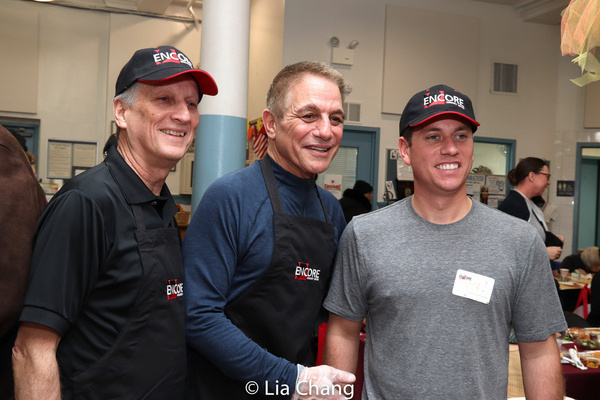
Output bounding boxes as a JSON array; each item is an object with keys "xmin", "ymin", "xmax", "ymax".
[{"xmin": 498, "ymin": 157, "xmax": 563, "ymax": 263}]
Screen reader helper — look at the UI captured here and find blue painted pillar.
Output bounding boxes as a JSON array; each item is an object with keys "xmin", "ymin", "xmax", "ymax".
[{"xmin": 193, "ymin": 0, "xmax": 250, "ymax": 213}]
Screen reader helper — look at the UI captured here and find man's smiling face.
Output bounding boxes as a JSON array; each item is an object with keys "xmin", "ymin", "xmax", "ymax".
[
  {"xmin": 264, "ymin": 74, "xmax": 344, "ymax": 179},
  {"xmin": 399, "ymin": 114, "xmax": 474, "ymax": 197}
]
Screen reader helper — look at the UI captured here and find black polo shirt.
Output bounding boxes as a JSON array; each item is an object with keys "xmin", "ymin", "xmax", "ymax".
[{"xmin": 20, "ymin": 146, "xmax": 179, "ymax": 376}]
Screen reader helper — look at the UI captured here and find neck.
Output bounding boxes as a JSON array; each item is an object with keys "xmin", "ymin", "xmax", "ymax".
[
  {"xmin": 515, "ymin": 183, "xmax": 535, "ymax": 199},
  {"xmin": 117, "ymin": 145, "xmax": 170, "ymax": 196},
  {"xmin": 410, "ymin": 189, "xmax": 472, "ymax": 224}
]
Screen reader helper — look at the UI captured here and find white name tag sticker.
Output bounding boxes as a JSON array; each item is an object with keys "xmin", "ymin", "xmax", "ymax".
[{"xmin": 452, "ymin": 269, "xmax": 495, "ymax": 304}]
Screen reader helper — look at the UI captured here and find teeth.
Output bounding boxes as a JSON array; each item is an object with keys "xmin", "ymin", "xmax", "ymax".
[
  {"xmin": 162, "ymin": 129, "xmax": 185, "ymax": 137},
  {"xmin": 307, "ymin": 146, "xmax": 327, "ymax": 152},
  {"xmin": 436, "ymin": 163, "xmax": 458, "ymax": 170}
]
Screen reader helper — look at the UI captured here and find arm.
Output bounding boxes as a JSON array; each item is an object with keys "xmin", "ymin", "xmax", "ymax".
[
  {"xmin": 518, "ymin": 335, "xmax": 564, "ymax": 400},
  {"xmin": 0, "ymin": 143, "xmax": 45, "ymax": 337},
  {"xmin": 183, "ymin": 177, "xmax": 298, "ymax": 390},
  {"xmin": 12, "ymin": 322, "xmax": 62, "ymax": 400},
  {"xmin": 323, "ymin": 313, "xmax": 363, "ymax": 374}
]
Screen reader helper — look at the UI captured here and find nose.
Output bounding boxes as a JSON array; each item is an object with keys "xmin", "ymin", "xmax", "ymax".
[
  {"xmin": 312, "ymin": 116, "xmax": 334, "ymax": 141},
  {"xmin": 172, "ymin": 101, "xmax": 193, "ymax": 123},
  {"xmin": 440, "ymin": 135, "xmax": 459, "ymax": 155}
]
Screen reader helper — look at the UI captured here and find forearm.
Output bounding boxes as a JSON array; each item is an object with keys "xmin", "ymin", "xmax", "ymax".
[
  {"xmin": 187, "ymin": 312, "xmax": 297, "ymax": 390},
  {"xmin": 12, "ymin": 323, "xmax": 62, "ymax": 400},
  {"xmin": 323, "ymin": 313, "xmax": 362, "ymax": 374},
  {"xmin": 519, "ymin": 335, "xmax": 564, "ymax": 400}
]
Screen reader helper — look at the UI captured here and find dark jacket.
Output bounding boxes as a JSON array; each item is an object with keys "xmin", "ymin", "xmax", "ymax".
[
  {"xmin": 339, "ymin": 188, "xmax": 371, "ymax": 223},
  {"xmin": 0, "ymin": 124, "xmax": 46, "ymax": 397}
]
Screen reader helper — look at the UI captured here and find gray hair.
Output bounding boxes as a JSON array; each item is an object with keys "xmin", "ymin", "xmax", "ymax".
[
  {"xmin": 266, "ymin": 61, "xmax": 346, "ymax": 119},
  {"xmin": 581, "ymin": 246, "xmax": 600, "ymax": 269},
  {"xmin": 114, "ymin": 81, "xmax": 142, "ymax": 106}
]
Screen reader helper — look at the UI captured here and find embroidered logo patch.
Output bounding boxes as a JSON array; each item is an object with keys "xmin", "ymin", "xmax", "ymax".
[
  {"xmin": 294, "ymin": 262, "xmax": 321, "ymax": 282},
  {"xmin": 167, "ymin": 279, "xmax": 184, "ymax": 299}
]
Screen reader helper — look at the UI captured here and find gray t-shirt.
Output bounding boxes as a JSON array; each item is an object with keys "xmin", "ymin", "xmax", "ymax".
[{"xmin": 324, "ymin": 197, "xmax": 566, "ymax": 400}]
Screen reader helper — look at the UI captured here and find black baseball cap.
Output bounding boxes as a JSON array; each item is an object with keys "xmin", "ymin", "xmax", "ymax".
[
  {"xmin": 115, "ymin": 46, "xmax": 218, "ymax": 100},
  {"xmin": 399, "ymin": 84, "xmax": 479, "ymax": 137}
]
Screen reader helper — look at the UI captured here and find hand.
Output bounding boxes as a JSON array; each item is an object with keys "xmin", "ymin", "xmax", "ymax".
[
  {"xmin": 292, "ymin": 365, "xmax": 356, "ymax": 400},
  {"xmin": 547, "ymin": 246, "xmax": 562, "ymax": 261}
]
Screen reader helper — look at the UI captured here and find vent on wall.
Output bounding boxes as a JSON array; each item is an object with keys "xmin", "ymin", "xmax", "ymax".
[
  {"xmin": 343, "ymin": 102, "xmax": 361, "ymax": 123},
  {"xmin": 492, "ymin": 62, "xmax": 518, "ymax": 94}
]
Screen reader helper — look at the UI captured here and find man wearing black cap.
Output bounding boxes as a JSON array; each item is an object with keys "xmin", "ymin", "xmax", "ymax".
[
  {"xmin": 13, "ymin": 46, "xmax": 217, "ymax": 400},
  {"xmin": 339, "ymin": 180, "xmax": 373, "ymax": 222},
  {"xmin": 322, "ymin": 85, "xmax": 567, "ymax": 399}
]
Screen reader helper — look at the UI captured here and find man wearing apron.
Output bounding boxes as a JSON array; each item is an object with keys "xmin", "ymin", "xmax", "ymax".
[
  {"xmin": 184, "ymin": 62, "xmax": 355, "ymax": 399},
  {"xmin": 13, "ymin": 46, "xmax": 218, "ymax": 399}
]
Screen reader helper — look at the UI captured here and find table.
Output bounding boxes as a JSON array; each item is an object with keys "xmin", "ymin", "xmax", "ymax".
[
  {"xmin": 558, "ymin": 281, "xmax": 588, "ymax": 313},
  {"xmin": 563, "ymin": 363, "xmax": 600, "ymax": 400}
]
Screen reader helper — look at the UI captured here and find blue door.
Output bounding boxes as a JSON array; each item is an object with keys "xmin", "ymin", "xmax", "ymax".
[{"xmin": 316, "ymin": 126, "xmax": 380, "ymax": 209}]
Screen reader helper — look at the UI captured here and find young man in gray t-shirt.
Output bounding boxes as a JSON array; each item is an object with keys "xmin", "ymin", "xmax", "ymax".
[{"xmin": 323, "ymin": 84, "xmax": 567, "ymax": 400}]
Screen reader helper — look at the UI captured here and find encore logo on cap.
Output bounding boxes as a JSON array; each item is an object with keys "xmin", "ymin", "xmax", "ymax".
[
  {"xmin": 152, "ymin": 48, "xmax": 194, "ymax": 69},
  {"xmin": 423, "ymin": 90, "xmax": 466, "ymax": 110}
]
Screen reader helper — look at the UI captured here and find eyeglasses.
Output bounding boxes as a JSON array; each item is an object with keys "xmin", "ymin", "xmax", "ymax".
[{"xmin": 537, "ymin": 172, "xmax": 551, "ymax": 181}]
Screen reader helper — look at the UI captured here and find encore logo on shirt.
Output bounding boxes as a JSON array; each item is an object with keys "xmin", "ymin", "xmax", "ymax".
[
  {"xmin": 294, "ymin": 262, "xmax": 321, "ymax": 282},
  {"xmin": 167, "ymin": 279, "xmax": 184, "ymax": 299}
]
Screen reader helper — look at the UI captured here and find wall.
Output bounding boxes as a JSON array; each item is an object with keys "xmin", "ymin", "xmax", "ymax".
[{"xmin": 0, "ymin": 0, "xmax": 202, "ymax": 194}]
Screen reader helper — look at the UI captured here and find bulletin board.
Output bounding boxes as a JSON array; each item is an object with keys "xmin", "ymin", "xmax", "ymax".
[
  {"xmin": 382, "ymin": 5, "xmax": 480, "ymax": 115},
  {"xmin": 47, "ymin": 139, "xmax": 97, "ymax": 179}
]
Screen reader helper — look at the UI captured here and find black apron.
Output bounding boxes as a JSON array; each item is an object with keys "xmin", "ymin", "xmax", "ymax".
[
  {"xmin": 71, "ymin": 204, "xmax": 186, "ymax": 399},
  {"xmin": 186, "ymin": 158, "xmax": 335, "ymax": 399}
]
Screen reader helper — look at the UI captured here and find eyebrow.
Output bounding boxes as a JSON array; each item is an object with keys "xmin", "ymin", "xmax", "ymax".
[{"xmin": 295, "ymin": 104, "xmax": 345, "ymax": 117}]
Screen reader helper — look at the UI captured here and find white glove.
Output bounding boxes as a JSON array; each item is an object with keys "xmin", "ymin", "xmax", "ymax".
[{"xmin": 291, "ymin": 365, "xmax": 356, "ymax": 400}]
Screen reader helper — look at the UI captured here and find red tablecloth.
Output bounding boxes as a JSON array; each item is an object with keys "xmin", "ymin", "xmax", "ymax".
[{"xmin": 563, "ymin": 363, "xmax": 600, "ymax": 400}]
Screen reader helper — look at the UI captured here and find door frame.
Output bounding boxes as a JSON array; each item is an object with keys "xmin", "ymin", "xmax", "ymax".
[
  {"xmin": 573, "ymin": 142, "xmax": 600, "ymax": 252},
  {"xmin": 340, "ymin": 125, "xmax": 380, "ymax": 209}
]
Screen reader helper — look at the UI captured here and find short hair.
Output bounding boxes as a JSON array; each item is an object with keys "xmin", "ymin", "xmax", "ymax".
[
  {"xmin": 115, "ymin": 81, "xmax": 142, "ymax": 107},
  {"xmin": 581, "ymin": 246, "xmax": 600, "ymax": 269},
  {"xmin": 507, "ymin": 157, "xmax": 547, "ymax": 186},
  {"xmin": 266, "ymin": 61, "xmax": 346, "ymax": 119},
  {"xmin": 402, "ymin": 127, "xmax": 414, "ymax": 145}
]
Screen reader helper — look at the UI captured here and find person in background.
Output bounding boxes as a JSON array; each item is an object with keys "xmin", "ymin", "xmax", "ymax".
[
  {"xmin": 339, "ymin": 180, "xmax": 373, "ymax": 223},
  {"xmin": 561, "ymin": 246, "xmax": 600, "ymax": 275},
  {"xmin": 103, "ymin": 133, "xmax": 118, "ymax": 158},
  {"xmin": 7, "ymin": 128, "xmax": 38, "ymax": 177},
  {"xmin": 184, "ymin": 61, "xmax": 354, "ymax": 400},
  {"xmin": 12, "ymin": 46, "xmax": 218, "ymax": 400},
  {"xmin": 561, "ymin": 246, "xmax": 600, "ymax": 325},
  {"xmin": 323, "ymin": 84, "xmax": 566, "ymax": 399},
  {"xmin": 498, "ymin": 157, "xmax": 564, "ymax": 263},
  {"xmin": 0, "ymin": 124, "xmax": 46, "ymax": 399}
]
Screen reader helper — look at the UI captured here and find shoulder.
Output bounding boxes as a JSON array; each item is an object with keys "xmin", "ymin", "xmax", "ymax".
[
  {"xmin": 203, "ymin": 162, "xmax": 266, "ymax": 203},
  {"xmin": 317, "ymin": 186, "xmax": 347, "ymax": 228},
  {"xmin": 471, "ymin": 201, "xmax": 539, "ymax": 241},
  {"xmin": 498, "ymin": 190, "xmax": 529, "ymax": 219}
]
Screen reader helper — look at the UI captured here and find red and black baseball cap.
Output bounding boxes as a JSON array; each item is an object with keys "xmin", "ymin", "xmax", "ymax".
[
  {"xmin": 399, "ymin": 84, "xmax": 479, "ymax": 137},
  {"xmin": 115, "ymin": 46, "xmax": 218, "ymax": 101}
]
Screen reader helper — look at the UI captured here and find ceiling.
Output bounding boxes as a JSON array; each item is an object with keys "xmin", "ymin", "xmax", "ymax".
[
  {"xmin": 27, "ymin": 0, "xmax": 568, "ymax": 25},
  {"xmin": 471, "ymin": 0, "xmax": 569, "ymax": 25}
]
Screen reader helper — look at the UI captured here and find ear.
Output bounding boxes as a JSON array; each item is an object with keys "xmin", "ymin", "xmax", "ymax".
[
  {"xmin": 262, "ymin": 109, "xmax": 277, "ymax": 141},
  {"xmin": 113, "ymin": 99, "xmax": 127, "ymax": 131},
  {"xmin": 398, "ymin": 137, "xmax": 412, "ymax": 166}
]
